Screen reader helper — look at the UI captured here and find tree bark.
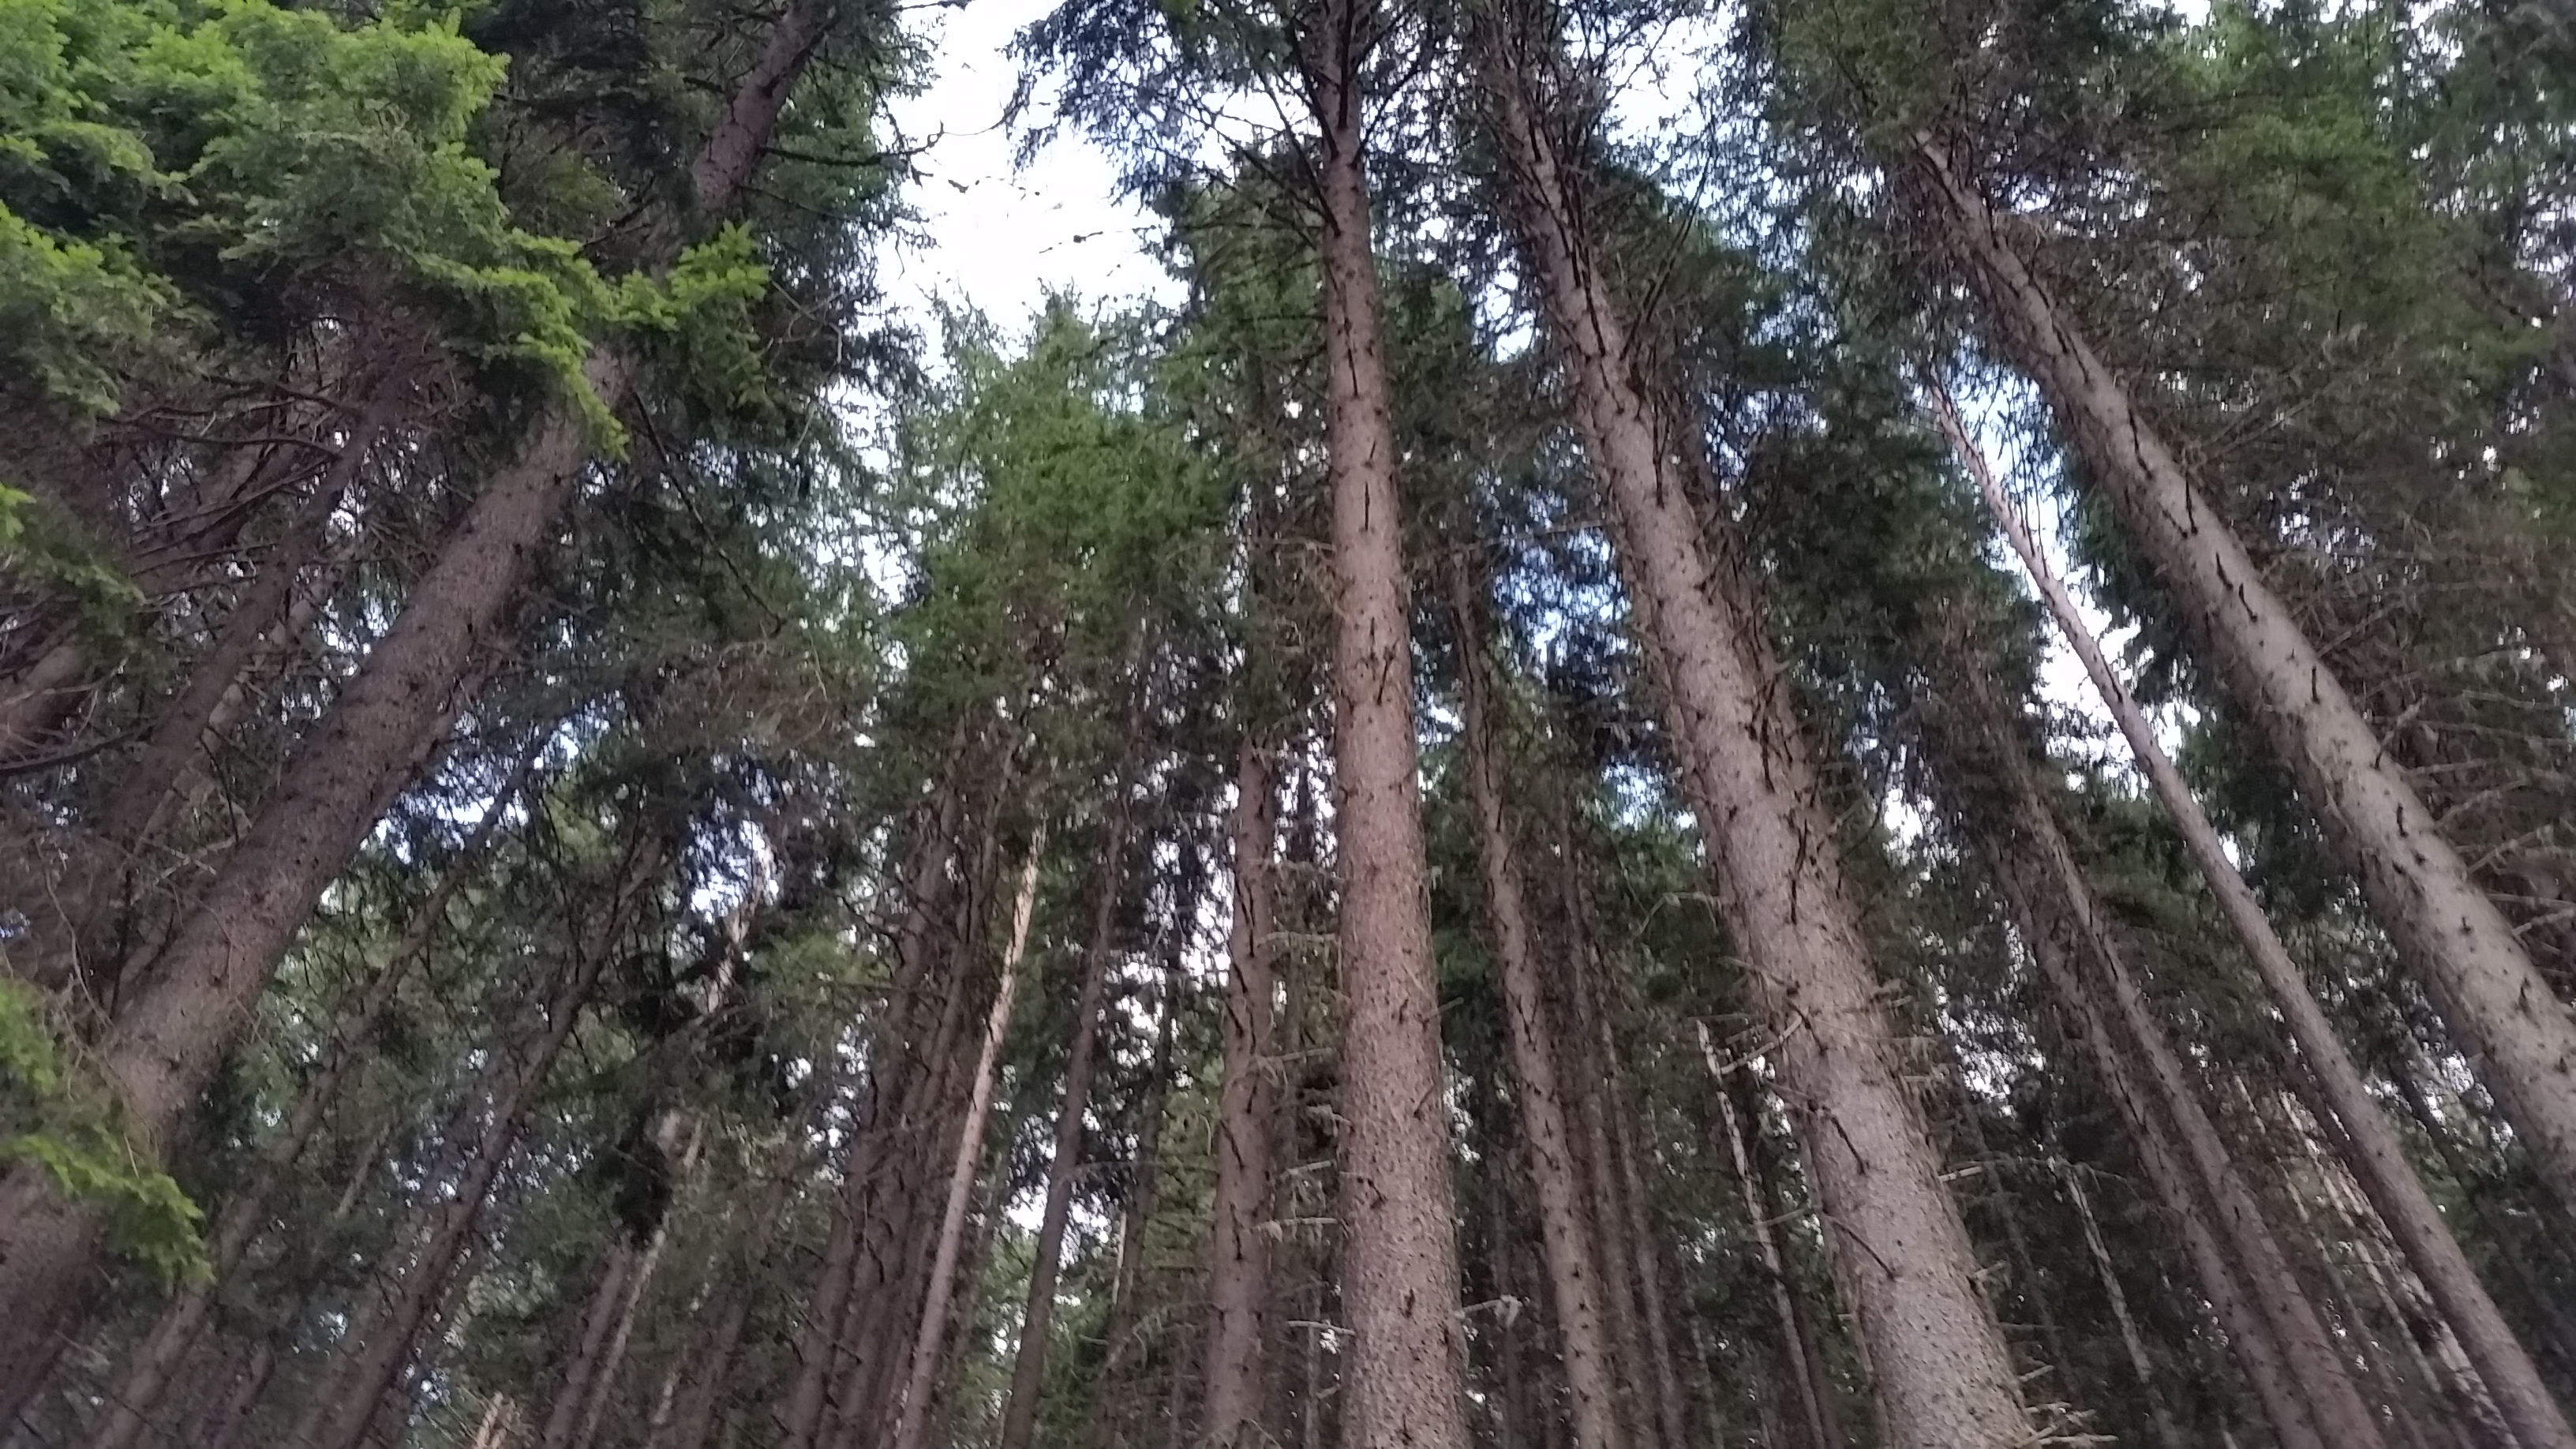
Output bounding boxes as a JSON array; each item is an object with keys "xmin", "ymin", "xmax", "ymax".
[
  {"xmin": 1474, "ymin": 36, "xmax": 2031, "ymax": 1449},
  {"xmin": 1939, "ymin": 384, "xmax": 2576, "ymax": 1449},
  {"xmin": 888, "ymin": 828, "xmax": 1044, "ymax": 1449},
  {"xmin": 1306, "ymin": 6, "xmax": 1474, "ymax": 1443},
  {"xmin": 1202, "ymin": 741, "xmax": 1281, "ymax": 1448},
  {"xmin": 0, "ymin": 2, "xmax": 839, "ymax": 1410},
  {"xmin": 1915, "ymin": 141, "xmax": 2576, "ymax": 1215},
  {"xmin": 1000, "ymin": 747, "xmax": 1144, "ymax": 1449},
  {"xmin": 1450, "ymin": 571, "xmax": 1623, "ymax": 1449}
]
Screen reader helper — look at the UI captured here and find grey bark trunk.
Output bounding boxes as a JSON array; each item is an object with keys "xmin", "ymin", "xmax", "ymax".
[
  {"xmin": 1703, "ymin": 1024, "xmax": 1845, "ymax": 1449},
  {"xmin": 1915, "ymin": 142, "xmax": 2576, "ymax": 1215},
  {"xmin": 1941, "ymin": 386, "xmax": 2576, "ymax": 1449},
  {"xmin": 1477, "ymin": 38, "xmax": 2031, "ymax": 1449},
  {"xmin": 2058, "ymin": 1158, "xmax": 2192, "ymax": 1449},
  {"xmin": 1309, "ymin": 7, "xmax": 1473, "ymax": 1443}
]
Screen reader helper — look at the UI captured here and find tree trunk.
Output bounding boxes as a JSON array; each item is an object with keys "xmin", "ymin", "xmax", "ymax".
[
  {"xmin": 1557, "ymin": 867, "xmax": 1657, "ymax": 1444},
  {"xmin": 1939, "ymin": 384, "xmax": 2576, "ymax": 1449},
  {"xmin": 0, "ymin": 2, "xmax": 839, "ymax": 1410},
  {"xmin": 1703, "ymin": 1024, "xmax": 1844, "ymax": 1449},
  {"xmin": 1926, "ymin": 672, "xmax": 2379, "ymax": 1449},
  {"xmin": 2058, "ymin": 1159, "xmax": 2192, "ymax": 1449},
  {"xmin": 1308, "ymin": 7, "xmax": 1473, "ymax": 1444},
  {"xmin": 81, "ymin": 739, "xmax": 545, "ymax": 1449},
  {"xmin": 1000, "ymin": 758, "xmax": 1142, "ymax": 1449},
  {"xmin": 1451, "ymin": 571, "xmax": 1623, "ymax": 1449},
  {"xmin": 888, "ymin": 829, "xmax": 1044, "ymax": 1449},
  {"xmin": 1090, "ymin": 863, "xmax": 1192, "ymax": 1449},
  {"xmin": 291, "ymin": 828, "xmax": 656, "ymax": 1449},
  {"xmin": 1914, "ymin": 141, "xmax": 2576, "ymax": 1215},
  {"xmin": 1203, "ymin": 740, "xmax": 1280, "ymax": 1448},
  {"xmin": 1474, "ymin": 37, "xmax": 2030, "ymax": 1449}
]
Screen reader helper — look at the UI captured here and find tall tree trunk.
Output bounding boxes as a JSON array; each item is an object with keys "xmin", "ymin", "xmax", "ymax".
[
  {"xmin": 1001, "ymin": 747, "xmax": 1145, "ymax": 1449},
  {"xmin": 1306, "ymin": 6, "xmax": 1473, "ymax": 1443},
  {"xmin": 2057, "ymin": 1158, "xmax": 2192, "ymax": 1449},
  {"xmin": 1589, "ymin": 968, "xmax": 1691, "ymax": 1449},
  {"xmin": 542, "ymin": 1112, "xmax": 700, "ymax": 1449},
  {"xmin": 1450, "ymin": 571, "xmax": 1623, "ymax": 1449},
  {"xmin": 1556, "ymin": 867, "xmax": 1657, "ymax": 1444},
  {"xmin": 888, "ymin": 829, "xmax": 1045, "ymax": 1449},
  {"xmin": 1702, "ymin": 1024, "xmax": 1845, "ymax": 1449},
  {"xmin": 81, "ymin": 739, "xmax": 545, "ymax": 1449},
  {"xmin": 0, "ymin": 3, "xmax": 839, "ymax": 1410},
  {"xmin": 1203, "ymin": 741, "xmax": 1280, "ymax": 1449},
  {"xmin": 1913, "ymin": 142, "xmax": 2576, "ymax": 1215},
  {"xmin": 1938, "ymin": 385, "xmax": 2576, "ymax": 1449},
  {"xmin": 1924, "ymin": 672, "xmax": 2380, "ymax": 1449},
  {"xmin": 1473, "ymin": 36, "xmax": 2031, "ymax": 1448}
]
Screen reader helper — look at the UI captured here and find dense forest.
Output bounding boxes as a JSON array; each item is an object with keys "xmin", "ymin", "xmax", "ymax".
[{"xmin": 2, "ymin": 0, "xmax": 2572, "ymax": 1445}]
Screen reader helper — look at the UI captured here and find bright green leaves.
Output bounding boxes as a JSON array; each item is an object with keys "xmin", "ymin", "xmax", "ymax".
[
  {"xmin": 0, "ymin": 481, "xmax": 146, "ymax": 653},
  {"xmin": 0, "ymin": 210, "xmax": 170, "ymax": 414},
  {"xmin": 0, "ymin": 983, "xmax": 209, "ymax": 1286}
]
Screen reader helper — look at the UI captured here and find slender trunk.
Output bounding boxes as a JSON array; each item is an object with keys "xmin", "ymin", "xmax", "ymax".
[
  {"xmin": 543, "ymin": 1114, "xmax": 699, "ymax": 1449},
  {"xmin": 293, "ymin": 829, "xmax": 651, "ymax": 1449},
  {"xmin": 888, "ymin": 829, "xmax": 1045, "ymax": 1449},
  {"xmin": 1475, "ymin": 41, "xmax": 2029, "ymax": 1447},
  {"xmin": 1593, "ymin": 979, "xmax": 1691, "ymax": 1449},
  {"xmin": 1451, "ymin": 573, "xmax": 1622, "ymax": 1449},
  {"xmin": 1000, "ymin": 766, "xmax": 1142, "ymax": 1449},
  {"xmin": 1558, "ymin": 876, "xmax": 1656, "ymax": 1443},
  {"xmin": 0, "ymin": 1, "xmax": 838, "ymax": 1406},
  {"xmin": 1938, "ymin": 386, "xmax": 2576, "ymax": 1449},
  {"xmin": 81, "ymin": 741, "xmax": 544, "ymax": 1449},
  {"xmin": 1704, "ymin": 1024, "xmax": 1844, "ymax": 1449},
  {"xmin": 2059, "ymin": 1159, "xmax": 2192, "ymax": 1449},
  {"xmin": 1943, "ymin": 703, "xmax": 2374, "ymax": 1449},
  {"xmin": 1915, "ymin": 143, "xmax": 2576, "ymax": 1214},
  {"xmin": 1203, "ymin": 741, "xmax": 1280, "ymax": 1448},
  {"xmin": 1947, "ymin": 1069, "xmax": 2078, "ymax": 1398},
  {"xmin": 1309, "ymin": 9, "xmax": 1472, "ymax": 1444}
]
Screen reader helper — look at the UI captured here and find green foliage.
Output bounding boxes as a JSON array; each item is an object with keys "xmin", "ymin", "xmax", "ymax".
[
  {"xmin": 0, "ymin": 983, "xmax": 208, "ymax": 1286},
  {"xmin": 0, "ymin": 481, "xmax": 145, "ymax": 651}
]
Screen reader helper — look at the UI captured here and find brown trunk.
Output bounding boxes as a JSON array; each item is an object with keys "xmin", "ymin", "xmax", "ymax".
[
  {"xmin": 1308, "ymin": 7, "xmax": 1473, "ymax": 1444},
  {"xmin": 1592, "ymin": 974, "xmax": 1691, "ymax": 1449},
  {"xmin": 0, "ymin": 0, "xmax": 837, "ymax": 1405},
  {"xmin": 542, "ymin": 1113, "xmax": 699, "ymax": 1449},
  {"xmin": 2058, "ymin": 1159, "xmax": 2192, "ymax": 1449},
  {"xmin": 1202, "ymin": 740, "xmax": 1280, "ymax": 1448},
  {"xmin": 1451, "ymin": 572, "xmax": 1622, "ymax": 1449},
  {"xmin": 888, "ymin": 829, "xmax": 1044, "ymax": 1449},
  {"xmin": 1000, "ymin": 758, "xmax": 1142, "ymax": 1449},
  {"xmin": 1926, "ymin": 674, "xmax": 2379, "ymax": 1449},
  {"xmin": 1915, "ymin": 143, "xmax": 2576, "ymax": 1213},
  {"xmin": 1557, "ymin": 872, "xmax": 1657, "ymax": 1443},
  {"xmin": 1945, "ymin": 1066, "xmax": 2078, "ymax": 1399},
  {"xmin": 1703, "ymin": 1025, "xmax": 1845, "ymax": 1449},
  {"xmin": 1939, "ymin": 386, "xmax": 2576, "ymax": 1449},
  {"xmin": 80, "ymin": 740, "xmax": 545, "ymax": 1449},
  {"xmin": 1474, "ymin": 39, "xmax": 2028, "ymax": 1447}
]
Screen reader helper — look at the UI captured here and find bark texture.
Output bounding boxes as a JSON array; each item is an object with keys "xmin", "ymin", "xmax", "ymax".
[
  {"xmin": 1309, "ymin": 6, "xmax": 1474, "ymax": 1443},
  {"xmin": 1202, "ymin": 742, "xmax": 1279, "ymax": 1448},
  {"xmin": 1915, "ymin": 141, "xmax": 2576, "ymax": 1215},
  {"xmin": 1941, "ymin": 385, "xmax": 2576, "ymax": 1449},
  {"xmin": 1477, "ymin": 34, "xmax": 2032, "ymax": 1448}
]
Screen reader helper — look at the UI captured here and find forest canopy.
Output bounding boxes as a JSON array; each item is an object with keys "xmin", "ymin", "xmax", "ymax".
[{"xmin": 2, "ymin": 0, "xmax": 2574, "ymax": 1447}]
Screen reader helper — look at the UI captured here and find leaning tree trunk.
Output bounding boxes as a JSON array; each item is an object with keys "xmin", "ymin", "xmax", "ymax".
[
  {"xmin": 887, "ymin": 831, "xmax": 1045, "ymax": 1449},
  {"xmin": 1702, "ymin": 1024, "xmax": 1845, "ymax": 1449},
  {"xmin": 998, "ymin": 743, "xmax": 1144, "ymax": 1449},
  {"xmin": 1305, "ymin": 6, "xmax": 1474, "ymax": 1444},
  {"xmin": 0, "ymin": 1, "xmax": 841, "ymax": 1413},
  {"xmin": 1451, "ymin": 569, "xmax": 1623, "ymax": 1449},
  {"xmin": 1202, "ymin": 740, "xmax": 1280, "ymax": 1449},
  {"xmin": 2057, "ymin": 1158, "xmax": 2192, "ymax": 1449},
  {"xmin": 1937, "ymin": 385, "xmax": 2576, "ymax": 1449},
  {"xmin": 1473, "ymin": 32, "xmax": 2030, "ymax": 1447},
  {"xmin": 1912, "ymin": 142, "xmax": 2576, "ymax": 1215},
  {"xmin": 1917, "ymin": 657, "xmax": 2382, "ymax": 1449}
]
